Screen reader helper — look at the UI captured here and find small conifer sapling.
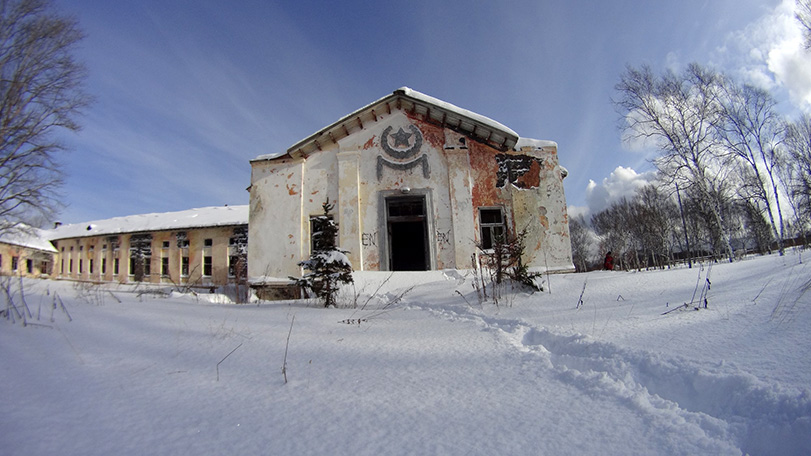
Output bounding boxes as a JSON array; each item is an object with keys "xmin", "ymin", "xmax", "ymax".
[{"xmin": 292, "ymin": 199, "xmax": 354, "ymax": 307}]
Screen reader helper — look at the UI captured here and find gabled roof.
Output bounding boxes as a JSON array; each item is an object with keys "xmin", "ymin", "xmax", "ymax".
[
  {"xmin": 0, "ymin": 225, "xmax": 58, "ymax": 253},
  {"xmin": 46, "ymin": 205, "xmax": 249, "ymax": 241},
  {"xmin": 252, "ymin": 87, "xmax": 522, "ymax": 162}
]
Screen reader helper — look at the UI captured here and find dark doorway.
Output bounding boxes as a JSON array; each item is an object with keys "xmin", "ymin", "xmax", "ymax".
[{"xmin": 386, "ymin": 196, "xmax": 429, "ymax": 271}]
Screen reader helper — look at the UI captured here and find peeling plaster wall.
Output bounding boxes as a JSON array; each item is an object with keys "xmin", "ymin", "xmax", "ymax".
[
  {"xmin": 467, "ymin": 140, "xmax": 573, "ymax": 272},
  {"xmin": 248, "ymin": 158, "xmax": 304, "ymax": 279},
  {"xmin": 514, "ymin": 144, "xmax": 574, "ymax": 272},
  {"xmin": 346, "ymin": 112, "xmax": 456, "ymax": 271},
  {"xmin": 249, "ymin": 106, "xmax": 574, "ymax": 280}
]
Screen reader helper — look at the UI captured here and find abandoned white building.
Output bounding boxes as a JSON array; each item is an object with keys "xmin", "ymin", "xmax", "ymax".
[
  {"xmin": 47, "ymin": 206, "xmax": 248, "ymax": 286},
  {"xmin": 248, "ymin": 87, "xmax": 573, "ymax": 286}
]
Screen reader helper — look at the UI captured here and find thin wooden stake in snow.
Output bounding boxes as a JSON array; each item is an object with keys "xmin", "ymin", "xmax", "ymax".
[
  {"xmin": 216, "ymin": 343, "xmax": 243, "ymax": 382},
  {"xmin": 282, "ymin": 315, "xmax": 295, "ymax": 385},
  {"xmin": 56, "ymin": 293, "xmax": 72, "ymax": 322},
  {"xmin": 575, "ymin": 280, "xmax": 587, "ymax": 309}
]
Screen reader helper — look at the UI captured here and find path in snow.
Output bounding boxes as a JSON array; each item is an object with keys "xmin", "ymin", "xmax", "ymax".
[{"xmin": 400, "ymin": 262, "xmax": 811, "ymax": 456}]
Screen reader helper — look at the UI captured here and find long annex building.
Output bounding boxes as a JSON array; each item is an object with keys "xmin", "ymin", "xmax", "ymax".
[
  {"xmin": 248, "ymin": 88, "xmax": 573, "ymax": 284},
  {"xmin": 46, "ymin": 206, "xmax": 248, "ymax": 286}
]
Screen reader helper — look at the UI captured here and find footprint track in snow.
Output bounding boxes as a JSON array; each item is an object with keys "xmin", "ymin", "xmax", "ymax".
[{"xmin": 408, "ymin": 301, "xmax": 811, "ymax": 456}]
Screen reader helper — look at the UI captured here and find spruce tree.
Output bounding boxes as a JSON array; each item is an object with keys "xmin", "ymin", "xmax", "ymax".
[{"xmin": 293, "ymin": 199, "xmax": 354, "ymax": 307}]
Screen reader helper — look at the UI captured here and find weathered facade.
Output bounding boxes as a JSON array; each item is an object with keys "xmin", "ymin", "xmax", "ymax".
[
  {"xmin": 48, "ymin": 206, "xmax": 248, "ymax": 286},
  {"xmin": 249, "ymin": 88, "xmax": 573, "ymax": 283},
  {"xmin": 0, "ymin": 226, "xmax": 57, "ymax": 278}
]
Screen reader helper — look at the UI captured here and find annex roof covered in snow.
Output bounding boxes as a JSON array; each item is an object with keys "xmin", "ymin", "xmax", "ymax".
[
  {"xmin": 0, "ymin": 225, "xmax": 58, "ymax": 252},
  {"xmin": 252, "ymin": 87, "xmax": 534, "ymax": 162},
  {"xmin": 46, "ymin": 205, "xmax": 249, "ymax": 241}
]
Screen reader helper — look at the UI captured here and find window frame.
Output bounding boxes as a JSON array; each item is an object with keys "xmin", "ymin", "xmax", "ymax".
[
  {"xmin": 203, "ymin": 255, "xmax": 213, "ymax": 277},
  {"xmin": 478, "ymin": 207, "xmax": 506, "ymax": 251}
]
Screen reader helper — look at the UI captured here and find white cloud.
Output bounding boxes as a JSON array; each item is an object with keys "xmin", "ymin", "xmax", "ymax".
[
  {"xmin": 567, "ymin": 205, "xmax": 589, "ymax": 220},
  {"xmin": 584, "ymin": 166, "xmax": 657, "ymax": 216},
  {"xmin": 720, "ymin": 0, "xmax": 811, "ymax": 112}
]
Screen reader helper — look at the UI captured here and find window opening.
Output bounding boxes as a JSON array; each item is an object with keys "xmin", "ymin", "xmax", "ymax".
[
  {"xmin": 129, "ymin": 234, "xmax": 152, "ymax": 281},
  {"xmin": 479, "ymin": 207, "xmax": 506, "ymax": 250},
  {"xmin": 309, "ymin": 215, "xmax": 335, "ymax": 252},
  {"xmin": 229, "ymin": 226, "xmax": 248, "ymax": 279},
  {"xmin": 203, "ymin": 256, "xmax": 212, "ymax": 277}
]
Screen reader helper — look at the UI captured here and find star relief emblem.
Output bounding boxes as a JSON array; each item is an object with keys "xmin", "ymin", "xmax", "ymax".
[{"xmin": 390, "ymin": 127, "xmax": 413, "ymax": 148}]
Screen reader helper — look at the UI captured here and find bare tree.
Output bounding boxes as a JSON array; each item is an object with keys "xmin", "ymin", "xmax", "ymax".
[
  {"xmin": 798, "ymin": 0, "xmax": 811, "ymax": 50},
  {"xmin": 615, "ymin": 63, "xmax": 735, "ymax": 261},
  {"xmin": 717, "ymin": 81, "xmax": 786, "ymax": 255},
  {"xmin": 783, "ymin": 115, "xmax": 811, "ymax": 239},
  {"xmin": 0, "ymin": 0, "xmax": 89, "ymax": 233},
  {"xmin": 568, "ymin": 214, "xmax": 592, "ymax": 272},
  {"xmin": 633, "ymin": 184, "xmax": 679, "ymax": 268},
  {"xmin": 592, "ymin": 198, "xmax": 634, "ymax": 270},
  {"xmin": 739, "ymin": 199, "xmax": 774, "ymax": 254}
]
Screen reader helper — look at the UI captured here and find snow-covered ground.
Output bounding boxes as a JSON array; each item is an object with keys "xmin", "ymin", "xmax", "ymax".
[{"xmin": 1, "ymin": 252, "xmax": 809, "ymax": 455}]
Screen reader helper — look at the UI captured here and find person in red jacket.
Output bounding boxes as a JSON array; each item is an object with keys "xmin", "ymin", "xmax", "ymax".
[{"xmin": 604, "ymin": 251, "xmax": 614, "ymax": 270}]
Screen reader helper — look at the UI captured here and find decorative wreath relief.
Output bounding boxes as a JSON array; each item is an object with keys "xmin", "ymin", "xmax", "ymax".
[{"xmin": 377, "ymin": 125, "xmax": 430, "ymax": 180}]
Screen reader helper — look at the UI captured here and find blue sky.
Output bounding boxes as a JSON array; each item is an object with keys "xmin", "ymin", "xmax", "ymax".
[{"xmin": 52, "ymin": 0, "xmax": 807, "ymax": 224}]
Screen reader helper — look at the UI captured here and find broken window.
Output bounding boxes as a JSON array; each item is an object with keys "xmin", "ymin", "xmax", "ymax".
[
  {"xmin": 229, "ymin": 227, "xmax": 248, "ymax": 279},
  {"xmin": 129, "ymin": 233, "xmax": 152, "ymax": 281},
  {"xmin": 176, "ymin": 231, "xmax": 189, "ymax": 249},
  {"xmin": 181, "ymin": 256, "xmax": 189, "ymax": 277},
  {"xmin": 161, "ymin": 257, "xmax": 169, "ymax": 277},
  {"xmin": 202, "ymin": 236, "xmax": 213, "ymax": 277},
  {"xmin": 26, "ymin": 259, "xmax": 33, "ymax": 274},
  {"xmin": 310, "ymin": 215, "xmax": 335, "ymax": 252},
  {"xmin": 203, "ymin": 256, "xmax": 212, "ymax": 277},
  {"xmin": 479, "ymin": 207, "xmax": 505, "ymax": 250}
]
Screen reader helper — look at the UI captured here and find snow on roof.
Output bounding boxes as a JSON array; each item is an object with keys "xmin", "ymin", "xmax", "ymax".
[
  {"xmin": 0, "ymin": 225, "xmax": 58, "ymax": 253},
  {"xmin": 514, "ymin": 137, "xmax": 558, "ymax": 150},
  {"xmin": 397, "ymin": 87, "xmax": 519, "ymax": 137},
  {"xmin": 47, "ymin": 205, "xmax": 249, "ymax": 240},
  {"xmin": 253, "ymin": 151, "xmax": 288, "ymax": 161},
  {"xmin": 253, "ymin": 87, "xmax": 532, "ymax": 162}
]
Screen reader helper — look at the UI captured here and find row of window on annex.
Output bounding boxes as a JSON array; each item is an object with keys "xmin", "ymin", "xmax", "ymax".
[{"xmin": 51, "ymin": 225, "xmax": 248, "ymax": 285}]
